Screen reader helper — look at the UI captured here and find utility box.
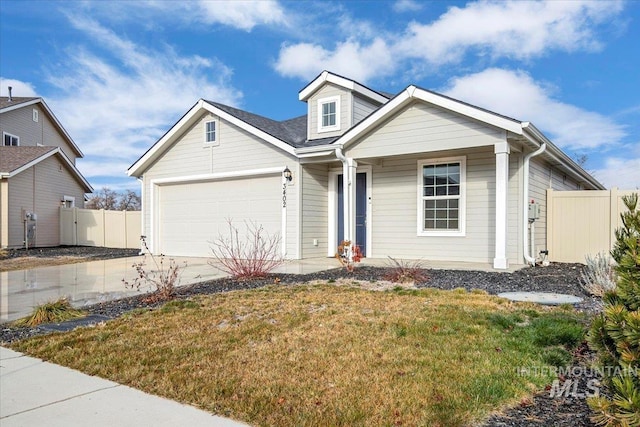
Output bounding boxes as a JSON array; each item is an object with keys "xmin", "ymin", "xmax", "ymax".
[
  {"xmin": 528, "ymin": 201, "xmax": 540, "ymax": 221},
  {"xmin": 23, "ymin": 210, "xmax": 37, "ymax": 248}
]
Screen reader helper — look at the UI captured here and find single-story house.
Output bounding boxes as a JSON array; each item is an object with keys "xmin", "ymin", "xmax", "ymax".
[
  {"xmin": 128, "ymin": 71, "xmax": 603, "ymax": 269},
  {"xmin": 1, "ymin": 94, "xmax": 93, "ymax": 248}
]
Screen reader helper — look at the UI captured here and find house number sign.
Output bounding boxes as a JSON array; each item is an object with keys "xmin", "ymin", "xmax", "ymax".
[{"xmin": 282, "ymin": 182, "xmax": 287, "ymax": 208}]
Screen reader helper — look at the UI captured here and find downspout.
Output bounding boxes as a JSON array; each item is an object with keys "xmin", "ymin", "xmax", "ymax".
[{"xmin": 523, "ymin": 142, "xmax": 547, "ymax": 266}]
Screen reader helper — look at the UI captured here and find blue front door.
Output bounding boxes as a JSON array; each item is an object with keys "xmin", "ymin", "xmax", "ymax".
[{"xmin": 337, "ymin": 173, "xmax": 367, "ymax": 256}]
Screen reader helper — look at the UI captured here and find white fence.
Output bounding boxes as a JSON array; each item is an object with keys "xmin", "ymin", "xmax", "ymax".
[
  {"xmin": 60, "ymin": 207, "xmax": 141, "ymax": 249},
  {"xmin": 547, "ymin": 188, "xmax": 637, "ymax": 263}
]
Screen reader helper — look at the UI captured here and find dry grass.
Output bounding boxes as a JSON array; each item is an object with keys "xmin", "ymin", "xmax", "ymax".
[
  {"xmin": 14, "ymin": 298, "xmax": 87, "ymax": 327},
  {"xmin": 12, "ymin": 285, "xmax": 587, "ymax": 426}
]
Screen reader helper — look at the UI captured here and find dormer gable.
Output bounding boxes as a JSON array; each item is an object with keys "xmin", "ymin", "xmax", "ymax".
[{"xmin": 299, "ymin": 71, "xmax": 389, "ymax": 141}]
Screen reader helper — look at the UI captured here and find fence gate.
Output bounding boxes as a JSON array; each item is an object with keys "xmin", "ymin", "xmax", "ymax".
[{"xmin": 59, "ymin": 207, "xmax": 141, "ymax": 249}]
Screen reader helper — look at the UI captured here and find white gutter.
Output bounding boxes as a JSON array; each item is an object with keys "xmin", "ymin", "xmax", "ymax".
[{"xmin": 522, "ymin": 141, "xmax": 547, "ymax": 266}]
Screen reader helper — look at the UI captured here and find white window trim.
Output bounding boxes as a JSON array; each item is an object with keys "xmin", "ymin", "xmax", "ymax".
[
  {"xmin": 417, "ymin": 156, "xmax": 466, "ymax": 237},
  {"xmin": 62, "ymin": 195, "xmax": 76, "ymax": 208},
  {"xmin": 204, "ymin": 119, "xmax": 218, "ymax": 145},
  {"xmin": 3, "ymin": 132, "xmax": 19, "ymax": 146},
  {"xmin": 317, "ymin": 96, "xmax": 340, "ymax": 133},
  {"xmin": 32, "ymin": 109, "xmax": 39, "ymax": 122}
]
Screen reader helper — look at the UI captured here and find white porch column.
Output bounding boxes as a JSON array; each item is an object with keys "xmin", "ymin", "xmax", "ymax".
[
  {"xmin": 345, "ymin": 158, "xmax": 358, "ymax": 245},
  {"xmin": 493, "ymin": 142, "xmax": 510, "ymax": 269}
]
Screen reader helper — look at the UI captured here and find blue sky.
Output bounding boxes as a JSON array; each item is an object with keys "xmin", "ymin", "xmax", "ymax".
[{"xmin": 1, "ymin": 0, "xmax": 639, "ymax": 192}]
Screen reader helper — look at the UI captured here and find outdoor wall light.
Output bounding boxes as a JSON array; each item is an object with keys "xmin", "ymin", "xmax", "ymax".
[{"xmin": 283, "ymin": 166, "xmax": 293, "ymax": 182}]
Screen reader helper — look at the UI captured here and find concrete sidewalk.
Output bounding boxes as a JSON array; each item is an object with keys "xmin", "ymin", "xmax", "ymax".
[{"xmin": 0, "ymin": 346, "xmax": 249, "ymax": 427}]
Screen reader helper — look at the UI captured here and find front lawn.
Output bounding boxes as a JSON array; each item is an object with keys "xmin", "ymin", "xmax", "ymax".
[{"xmin": 12, "ymin": 284, "xmax": 588, "ymax": 426}]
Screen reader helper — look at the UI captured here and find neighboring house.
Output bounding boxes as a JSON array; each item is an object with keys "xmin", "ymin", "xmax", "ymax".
[
  {"xmin": 0, "ymin": 94, "xmax": 93, "ymax": 248},
  {"xmin": 128, "ymin": 71, "xmax": 604, "ymax": 269}
]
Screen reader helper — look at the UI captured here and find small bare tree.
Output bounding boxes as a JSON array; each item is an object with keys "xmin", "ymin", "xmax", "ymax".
[
  {"xmin": 86, "ymin": 187, "xmax": 119, "ymax": 210},
  {"xmin": 210, "ymin": 220, "xmax": 284, "ymax": 279},
  {"xmin": 123, "ymin": 237, "xmax": 185, "ymax": 301},
  {"xmin": 86, "ymin": 187, "xmax": 141, "ymax": 211},
  {"xmin": 117, "ymin": 190, "xmax": 141, "ymax": 211}
]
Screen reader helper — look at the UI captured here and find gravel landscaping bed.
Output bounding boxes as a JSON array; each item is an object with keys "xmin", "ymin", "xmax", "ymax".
[
  {"xmin": 0, "ymin": 246, "xmax": 140, "ymax": 261},
  {"xmin": 0, "ymin": 261, "xmax": 602, "ymax": 426}
]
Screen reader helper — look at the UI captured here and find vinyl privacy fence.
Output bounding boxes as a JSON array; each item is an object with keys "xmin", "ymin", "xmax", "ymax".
[
  {"xmin": 60, "ymin": 207, "xmax": 141, "ymax": 249},
  {"xmin": 546, "ymin": 188, "xmax": 637, "ymax": 263}
]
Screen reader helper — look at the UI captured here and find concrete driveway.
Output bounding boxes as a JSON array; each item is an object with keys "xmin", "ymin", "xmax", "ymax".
[
  {"xmin": 1, "ymin": 253, "xmax": 509, "ymax": 323},
  {"xmin": 0, "ymin": 255, "xmax": 341, "ymax": 323}
]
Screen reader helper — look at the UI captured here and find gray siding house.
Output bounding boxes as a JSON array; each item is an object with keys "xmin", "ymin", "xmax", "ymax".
[
  {"xmin": 1, "ymin": 95, "xmax": 92, "ymax": 248},
  {"xmin": 128, "ymin": 71, "xmax": 603, "ymax": 269}
]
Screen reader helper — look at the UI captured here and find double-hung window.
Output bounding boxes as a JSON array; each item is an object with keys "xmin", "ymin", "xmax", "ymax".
[
  {"xmin": 3, "ymin": 132, "xmax": 19, "ymax": 146},
  {"xmin": 418, "ymin": 157, "xmax": 466, "ymax": 236},
  {"xmin": 317, "ymin": 96, "xmax": 340, "ymax": 132},
  {"xmin": 204, "ymin": 120, "xmax": 217, "ymax": 145}
]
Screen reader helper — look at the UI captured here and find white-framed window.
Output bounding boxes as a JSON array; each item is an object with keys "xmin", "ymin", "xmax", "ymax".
[
  {"xmin": 317, "ymin": 96, "xmax": 340, "ymax": 133},
  {"xmin": 204, "ymin": 120, "xmax": 218, "ymax": 145},
  {"xmin": 3, "ymin": 132, "xmax": 19, "ymax": 146},
  {"xmin": 32, "ymin": 109, "xmax": 39, "ymax": 122},
  {"xmin": 417, "ymin": 156, "xmax": 466, "ymax": 236},
  {"xmin": 62, "ymin": 195, "xmax": 75, "ymax": 208}
]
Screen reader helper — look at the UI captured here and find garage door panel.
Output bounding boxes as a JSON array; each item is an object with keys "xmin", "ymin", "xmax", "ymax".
[{"xmin": 158, "ymin": 176, "xmax": 281, "ymax": 257}]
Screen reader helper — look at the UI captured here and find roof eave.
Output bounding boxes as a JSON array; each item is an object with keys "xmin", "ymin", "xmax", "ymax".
[
  {"xmin": 3, "ymin": 147, "xmax": 93, "ymax": 192},
  {"xmin": 128, "ymin": 100, "xmax": 296, "ymax": 177},
  {"xmin": 298, "ymin": 71, "xmax": 388, "ymax": 104},
  {"xmin": 337, "ymin": 86, "xmax": 524, "ymax": 149},
  {"xmin": 0, "ymin": 98, "xmax": 84, "ymax": 158},
  {"xmin": 522, "ymin": 124, "xmax": 605, "ymax": 190}
]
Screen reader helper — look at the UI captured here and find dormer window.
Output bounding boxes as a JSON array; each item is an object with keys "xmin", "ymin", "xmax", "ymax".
[{"xmin": 317, "ymin": 96, "xmax": 340, "ymax": 133}]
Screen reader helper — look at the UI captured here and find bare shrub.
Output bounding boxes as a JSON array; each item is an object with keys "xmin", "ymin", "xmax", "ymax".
[
  {"xmin": 383, "ymin": 257, "xmax": 429, "ymax": 284},
  {"xmin": 210, "ymin": 220, "xmax": 284, "ymax": 279},
  {"xmin": 123, "ymin": 236, "xmax": 185, "ymax": 302},
  {"xmin": 580, "ymin": 251, "xmax": 616, "ymax": 297}
]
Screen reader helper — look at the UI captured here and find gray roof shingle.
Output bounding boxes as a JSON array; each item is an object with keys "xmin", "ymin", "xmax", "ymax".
[
  {"xmin": 205, "ymin": 101, "xmax": 309, "ymax": 147},
  {"xmin": 0, "ymin": 146, "xmax": 57, "ymax": 174},
  {"xmin": 0, "ymin": 97, "xmax": 39, "ymax": 110}
]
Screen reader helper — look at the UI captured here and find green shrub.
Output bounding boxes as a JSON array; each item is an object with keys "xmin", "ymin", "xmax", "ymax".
[{"xmin": 588, "ymin": 193, "xmax": 640, "ymax": 425}]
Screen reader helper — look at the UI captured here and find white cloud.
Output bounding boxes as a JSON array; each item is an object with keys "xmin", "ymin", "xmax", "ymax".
[
  {"xmin": 274, "ymin": 38, "xmax": 395, "ymax": 82},
  {"xmin": 85, "ymin": 0, "xmax": 289, "ymax": 32},
  {"xmin": 393, "ymin": 0, "xmax": 423, "ymax": 13},
  {"xmin": 0, "ymin": 78, "xmax": 38, "ymax": 97},
  {"xmin": 75, "ymin": 158, "xmax": 135, "ymax": 179},
  {"xmin": 442, "ymin": 68, "xmax": 626, "ymax": 150},
  {"xmin": 196, "ymin": 0, "xmax": 288, "ymax": 31},
  {"xmin": 396, "ymin": 0, "xmax": 623, "ymax": 64},
  {"xmin": 593, "ymin": 156, "xmax": 640, "ymax": 189},
  {"xmin": 45, "ymin": 14, "xmax": 242, "ymax": 164},
  {"xmin": 274, "ymin": 0, "xmax": 625, "ymax": 81}
]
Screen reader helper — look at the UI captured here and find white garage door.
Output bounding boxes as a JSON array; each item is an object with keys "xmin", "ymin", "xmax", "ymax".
[{"xmin": 157, "ymin": 175, "xmax": 281, "ymax": 257}]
